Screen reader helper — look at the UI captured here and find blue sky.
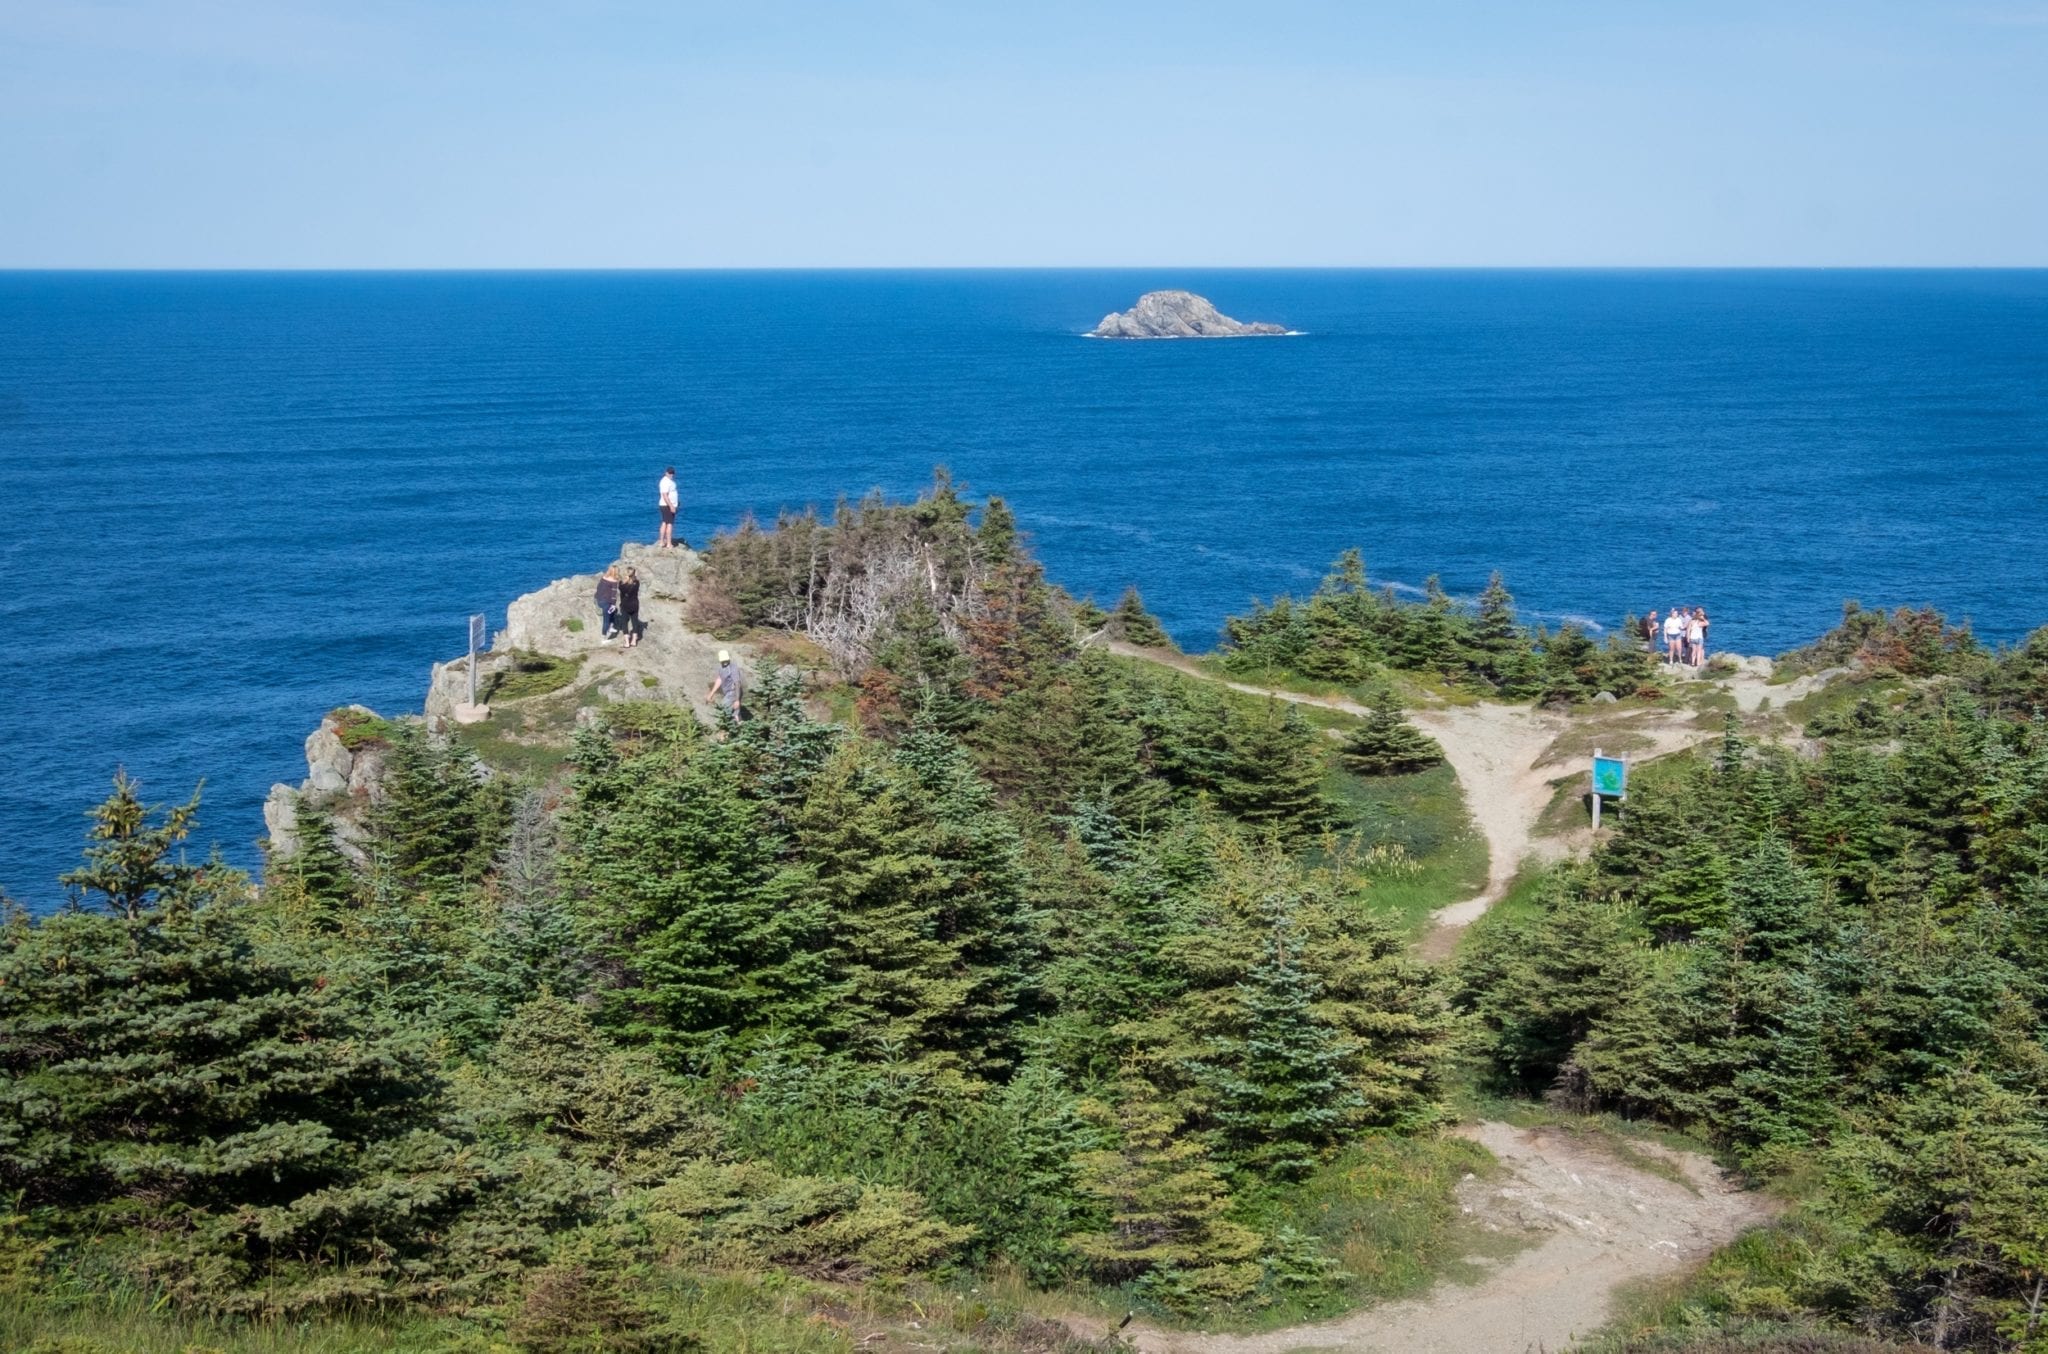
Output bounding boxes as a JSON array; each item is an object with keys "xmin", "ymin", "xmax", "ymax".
[{"xmin": 3, "ymin": 1, "xmax": 2045, "ymax": 266}]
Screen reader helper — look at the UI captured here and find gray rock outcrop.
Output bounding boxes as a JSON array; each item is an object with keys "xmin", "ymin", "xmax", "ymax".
[
  {"xmin": 264, "ymin": 705, "xmax": 389, "ymax": 863},
  {"xmin": 1088, "ymin": 290, "xmax": 1289, "ymax": 339}
]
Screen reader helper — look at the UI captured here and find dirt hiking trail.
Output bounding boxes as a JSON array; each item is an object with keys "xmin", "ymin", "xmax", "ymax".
[
  {"xmin": 1090, "ymin": 1122, "xmax": 1771, "ymax": 1354},
  {"xmin": 1099, "ymin": 642, "xmax": 1793, "ymax": 953},
  {"xmin": 1085, "ymin": 645, "xmax": 1791, "ymax": 1350}
]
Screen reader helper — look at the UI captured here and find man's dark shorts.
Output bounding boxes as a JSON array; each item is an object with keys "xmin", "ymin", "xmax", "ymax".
[{"xmin": 660, "ymin": 506, "xmax": 676, "ymax": 525}]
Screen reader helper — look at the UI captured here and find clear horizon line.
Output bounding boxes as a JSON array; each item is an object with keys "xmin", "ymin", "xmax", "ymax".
[{"xmin": 5, "ymin": 262, "xmax": 2048, "ymax": 275}]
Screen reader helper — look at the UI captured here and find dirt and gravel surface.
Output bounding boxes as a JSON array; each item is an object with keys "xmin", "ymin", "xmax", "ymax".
[
  {"xmin": 1092, "ymin": 1122, "xmax": 1771, "ymax": 1354},
  {"xmin": 1083, "ymin": 645, "xmax": 1787, "ymax": 1351},
  {"xmin": 1096, "ymin": 641, "xmax": 1800, "ymax": 954}
]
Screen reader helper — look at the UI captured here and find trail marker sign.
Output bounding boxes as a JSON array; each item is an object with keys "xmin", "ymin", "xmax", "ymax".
[
  {"xmin": 1590, "ymin": 750, "xmax": 1627, "ymax": 829},
  {"xmin": 467, "ymin": 613, "xmax": 486, "ymax": 707}
]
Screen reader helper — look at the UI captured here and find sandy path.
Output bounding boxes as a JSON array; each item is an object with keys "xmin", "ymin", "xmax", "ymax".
[
  {"xmin": 1096, "ymin": 644, "xmax": 1565, "ymax": 949},
  {"xmin": 1097, "ymin": 1122, "xmax": 1770, "ymax": 1354}
]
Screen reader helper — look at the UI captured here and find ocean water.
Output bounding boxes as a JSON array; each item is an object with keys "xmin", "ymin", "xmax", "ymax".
[{"xmin": 2, "ymin": 269, "xmax": 2045, "ymax": 903}]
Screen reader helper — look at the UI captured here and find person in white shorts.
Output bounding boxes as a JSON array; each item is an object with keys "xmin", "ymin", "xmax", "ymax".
[{"xmin": 657, "ymin": 466, "xmax": 680, "ymax": 549}]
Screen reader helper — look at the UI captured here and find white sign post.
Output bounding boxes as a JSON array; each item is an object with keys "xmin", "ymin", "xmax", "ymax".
[{"xmin": 467, "ymin": 613, "xmax": 486, "ymax": 708}]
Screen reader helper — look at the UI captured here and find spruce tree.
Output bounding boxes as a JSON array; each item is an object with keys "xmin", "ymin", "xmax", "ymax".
[
  {"xmin": 1339, "ymin": 678, "xmax": 1444, "ymax": 776},
  {"xmin": 1110, "ymin": 586, "xmax": 1176, "ymax": 650},
  {"xmin": 60, "ymin": 771, "xmax": 205, "ymax": 918},
  {"xmin": 1201, "ymin": 921, "xmax": 1363, "ymax": 1179},
  {"xmin": 793, "ymin": 742, "xmax": 976, "ymax": 1079},
  {"xmin": 1, "ymin": 782, "xmax": 464, "ymax": 1313},
  {"xmin": 1068, "ymin": 1075, "xmax": 1261, "ymax": 1308},
  {"xmin": 1215, "ymin": 700, "xmax": 1336, "ymax": 837},
  {"xmin": 564, "ymin": 732, "xmax": 822, "ymax": 1065},
  {"xmin": 270, "ymin": 797, "xmax": 358, "ymax": 921}
]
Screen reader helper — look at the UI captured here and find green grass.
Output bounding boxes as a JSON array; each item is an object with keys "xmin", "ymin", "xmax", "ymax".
[
  {"xmin": 1779, "ymin": 673, "xmax": 1907, "ymax": 734},
  {"xmin": 482, "ymin": 650, "xmax": 586, "ymax": 704},
  {"xmin": 1198, "ymin": 1131, "xmax": 1512, "ymax": 1332},
  {"xmin": 1320, "ymin": 762, "xmax": 1489, "ymax": 937},
  {"xmin": 0, "ymin": 1271, "xmax": 1121, "ymax": 1354},
  {"xmin": 1535, "ymin": 722, "xmax": 1657, "ymax": 770},
  {"xmin": 0, "ymin": 1293, "xmax": 484, "ymax": 1353},
  {"xmin": 327, "ymin": 707, "xmax": 401, "ymax": 751},
  {"xmin": 1575, "ymin": 1219, "xmax": 1881, "ymax": 1354},
  {"xmin": 1189, "ymin": 655, "xmax": 1366, "ymax": 703}
]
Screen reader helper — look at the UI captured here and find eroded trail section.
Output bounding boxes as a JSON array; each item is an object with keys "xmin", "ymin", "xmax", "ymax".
[{"xmin": 1111, "ymin": 1123, "xmax": 1771, "ymax": 1354}]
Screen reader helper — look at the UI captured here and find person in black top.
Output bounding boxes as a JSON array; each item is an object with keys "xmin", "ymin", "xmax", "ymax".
[{"xmin": 618, "ymin": 567, "xmax": 642, "ymax": 648}]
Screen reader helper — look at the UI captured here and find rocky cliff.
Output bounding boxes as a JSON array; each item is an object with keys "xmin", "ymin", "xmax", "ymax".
[
  {"xmin": 268, "ymin": 541, "xmax": 752, "ymax": 860},
  {"xmin": 1088, "ymin": 290, "xmax": 1289, "ymax": 339}
]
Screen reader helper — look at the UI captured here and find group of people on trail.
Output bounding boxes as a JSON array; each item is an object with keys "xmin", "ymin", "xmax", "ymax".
[
  {"xmin": 1644, "ymin": 606, "xmax": 1711, "ymax": 667},
  {"xmin": 579, "ymin": 465, "xmax": 744, "ymax": 718}
]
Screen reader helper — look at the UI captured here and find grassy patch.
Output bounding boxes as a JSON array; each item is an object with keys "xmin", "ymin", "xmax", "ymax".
[
  {"xmin": 0, "ymin": 1270, "xmax": 1113, "ymax": 1354},
  {"xmin": 1209, "ymin": 1131, "xmax": 1511, "ymax": 1332},
  {"xmin": 1321, "ymin": 762, "xmax": 1488, "ymax": 937},
  {"xmin": 1465, "ymin": 864, "xmax": 1557, "ymax": 936},
  {"xmin": 561, "ymin": 616, "xmax": 585, "ymax": 633},
  {"xmin": 1579, "ymin": 1220, "xmax": 1863, "ymax": 1354},
  {"xmin": 1190, "ymin": 655, "xmax": 1364, "ymax": 704},
  {"xmin": 327, "ymin": 706, "xmax": 400, "ymax": 750},
  {"xmin": 1780, "ymin": 673, "xmax": 1908, "ymax": 734},
  {"xmin": 483, "ymin": 650, "xmax": 587, "ymax": 704},
  {"xmin": 1536, "ymin": 722, "xmax": 1657, "ymax": 770}
]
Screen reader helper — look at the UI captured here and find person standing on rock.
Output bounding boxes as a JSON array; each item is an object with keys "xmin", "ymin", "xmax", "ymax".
[
  {"xmin": 706, "ymin": 649, "xmax": 742, "ymax": 720},
  {"xmin": 1663, "ymin": 608, "xmax": 1686, "ymax": 665},
  {"xmin": 1689, "ymin": 608, "xmax": 1709, "ymax": 667},
  {"xmin": 1642, "ymin": 610, "xmax": 1660, "ymax": 651},
  {"xmin": 617, "ymin": 567, "xmax": 642, "ymax": 648},
  {"xmin": 595, "ymin": 566, "xmax": 621, "ymax": 644},
  {"xmin": 657, "ymin": 466, "xmax": 680, "ymax": 550}
]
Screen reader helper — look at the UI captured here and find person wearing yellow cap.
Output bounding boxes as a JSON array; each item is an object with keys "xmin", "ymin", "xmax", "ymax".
[{"xmin": 706, "ymin": 649, "xmax": 742, "ymax": 720}]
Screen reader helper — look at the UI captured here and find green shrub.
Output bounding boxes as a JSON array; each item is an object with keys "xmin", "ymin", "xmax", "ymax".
[{"xmin": 486, "ymin": 651, "xmax": 586, "ymax": 703}]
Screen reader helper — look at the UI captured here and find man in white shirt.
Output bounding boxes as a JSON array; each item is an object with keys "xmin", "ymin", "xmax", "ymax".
[{"xmin": 657, "ymin": 466, "xmax": 679, "ymax": 549}]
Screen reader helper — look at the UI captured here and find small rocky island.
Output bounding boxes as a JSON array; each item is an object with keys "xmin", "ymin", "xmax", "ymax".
[{"xmin": 1087, "ymin": 289, "xmax": 1290, "ymax": 339}]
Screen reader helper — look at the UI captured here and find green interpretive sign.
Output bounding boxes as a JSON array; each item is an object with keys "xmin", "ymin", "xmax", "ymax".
[{"xmin": 1592, "ymin": 755, "xmax": 1627, "ymax": 799}]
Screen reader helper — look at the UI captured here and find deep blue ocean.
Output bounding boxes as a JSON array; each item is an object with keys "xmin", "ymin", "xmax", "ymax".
[{"xmin": 3, "ymin": 270, "xmax": 2046, "ymax": 903}]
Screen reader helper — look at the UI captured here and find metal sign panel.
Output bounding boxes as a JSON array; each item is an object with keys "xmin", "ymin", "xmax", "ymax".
[{"xmin": 1592, "ymin": 755, "xmax": 1627, "ymax": 799}]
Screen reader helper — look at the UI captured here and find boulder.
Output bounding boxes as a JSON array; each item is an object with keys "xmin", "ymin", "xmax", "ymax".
[
  {"xmin": 619, "ymin": 541, "xmax": 699, "ymax": 601},
  {"xmin": 502, "ymin": 572, "xmax": 608, "ymax": 657},
  {"xmin": 263, "ymin": 783, "xmax": 299, "ymax": 856},
  {"xmin": 1088, "ymin": 290, "xmax": 1289, "ymax": 339},
  {"xmin": 1591, "ymin": 690, "xmax": 1619, "ymax": 704}
]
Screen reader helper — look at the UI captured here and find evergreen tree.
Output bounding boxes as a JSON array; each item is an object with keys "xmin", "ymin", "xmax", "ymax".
[
  {"xmin": 793, "ymin": 742, "xmax": 978, "ymax": 1080},
  {"xmin": 1110, "ymin": 586, "xmax": 1177, "ymax": 651},
  {"xmin": 60, "ymin": 771, "xmax": 205, "ymax": 919},
  {"xmin": 976, "ymin": 494, "xmax": 1019, "ymax": 565},
  {"xmin": 564, "ymin": 730, "xmax": 822, "ymax": 1065},
  {"xmin": 1214, "ymin": 700, "xmax": 1336, "ymax": 837},
  {"xmin": 1199, "ymin": 920, "xmax": 1364, "ymax": 1179},
  {"xmin": 1067, "ymin": 1075, "xmax": 1262, "ymax": 1309},
  {"xmin": 0, "ymin": 783, "xmax": 470, "ymax": 1314},
  {"xmin": 1339, "ymin": 678, "xmax": 1445, "ymax": 776},
  {"xmin": 368, "ymin": 726, "xmax": 507, "ymax": 899},
  {"xmin": 268, "ymin": 797, "xmax": 358, "ymax": 922}
]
